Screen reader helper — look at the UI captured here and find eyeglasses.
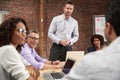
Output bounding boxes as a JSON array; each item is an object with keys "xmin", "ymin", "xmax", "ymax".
[
  {"xmin": 28, "ymin": 36, "xmax": 39, "ymax": 41},
  {"xmin": 16, "ymin": 28, "xmax": 27, "ymax": 34}
]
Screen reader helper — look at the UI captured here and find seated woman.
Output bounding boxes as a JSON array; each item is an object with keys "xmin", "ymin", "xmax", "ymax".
[
  {"xmin": 0, "ymin": 17, "xmax": 39, "ymax": 80},
  {"xmin": 87, "ymin": 34, "xmax": 105, "ymax": 53}
]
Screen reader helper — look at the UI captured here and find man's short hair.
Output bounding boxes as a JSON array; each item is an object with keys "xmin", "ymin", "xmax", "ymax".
[
  {"xmin": 64, "ymin": 1, "xmax": 74, "ymax": 7},
  {"xmin": 106, "ymin": 0, "xmax": 120, "ymax": 36},
  {"xmin": 28, "ymin": 30, "xmax": 39, "ymax": 35}
]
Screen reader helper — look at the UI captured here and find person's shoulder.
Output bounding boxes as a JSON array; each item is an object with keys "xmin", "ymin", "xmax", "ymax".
[
  {"xmin": 69, "ymin": 17, "xmax": 78, "ymax": 24},
  {"xmin": 83, "ymin": 50, "xmax": 105, "ymax": 63},
  {"xmin": 0, "ymin": 45, "xmax": 15, "ymax": 51},
  {"xmin": 0, "ymin": 45, "xmax": 18, "ymax": 57},
  {"xmin": 77, "ymin": 50, "xmax": 107, "ymax": 75},
  {"xmin": 0, "ymin": 45, "xmax": 14, "ymax": 56},
  {"xmin": 87, "ymin": 46, "xmax": 96, "ymax": 52},
  {"xmin": 22, "ymin": 43, "xmax": 32, "ymax": 51},
  {"xmin": 20, "ymin": 43, "xmax": 31, "ymax": 54},
  {"xmin": 52, "ymin": 14, "xmax": 64, "ymax": 23},
  {"xmin": 71, "ymin": 17, "xmax": 77, "ymax": 21},
  {"xmin": 53, "ymin": 14, "xmax": 63, "ymax": 19}
]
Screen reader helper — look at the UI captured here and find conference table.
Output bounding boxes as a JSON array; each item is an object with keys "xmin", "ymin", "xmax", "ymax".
[{"xmin": 37, "ymin": 62, "xmax": 65, "ymax": 80}]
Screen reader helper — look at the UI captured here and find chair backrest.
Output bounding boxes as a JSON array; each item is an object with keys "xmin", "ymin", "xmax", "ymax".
[{"xmin": 66, "ymin": 51, "xmax": 85, "ymax": 62}]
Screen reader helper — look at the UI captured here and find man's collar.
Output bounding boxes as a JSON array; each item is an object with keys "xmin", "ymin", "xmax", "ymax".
[{"xmin": 62, "ymin": 14, "xmax": 71, "ymax": 21}]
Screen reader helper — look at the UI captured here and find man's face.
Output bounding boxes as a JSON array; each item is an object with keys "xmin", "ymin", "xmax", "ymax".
[
  {"xmin": 63, "ymin": 4, "xmax": 74, "ymax": 17},
  {"xmin": 27, "ymin": 32, "xmax": 39, "ymax": 48}
]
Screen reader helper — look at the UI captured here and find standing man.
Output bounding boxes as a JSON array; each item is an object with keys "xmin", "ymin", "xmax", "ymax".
[
  {"xmin": 48, "ymin": 1, "xmax": 79, "ymax": 61},
  {"xmin": 61, "ymin": 0, "xmax": 120, "ymax": 80}
]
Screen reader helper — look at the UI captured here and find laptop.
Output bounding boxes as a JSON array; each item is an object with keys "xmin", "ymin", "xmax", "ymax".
[
  {"xmin": 42, "ymin": 57, "xmax": 76, "ymax": 80},
  {"xmin": 66, "ymin": 51, "xmax": 84, "ymax": 62}
]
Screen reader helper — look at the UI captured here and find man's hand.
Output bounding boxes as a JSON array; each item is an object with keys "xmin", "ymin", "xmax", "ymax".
[
  {"xmin": 52, "ymin": 60, "xmax": 60, "ymax": 65},
  {"xmin": 59, "ymin": 40, "xmax": 70, "ymax": 46}
]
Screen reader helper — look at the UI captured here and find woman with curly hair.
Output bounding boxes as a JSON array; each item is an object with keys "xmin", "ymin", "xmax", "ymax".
[
  {"xmin": 87, "ymin": 34, "xmax": 105, "ymax": 53},
  {"xmin": 0, "ymin": 17, "xmax": 39, "ymax": 80}
]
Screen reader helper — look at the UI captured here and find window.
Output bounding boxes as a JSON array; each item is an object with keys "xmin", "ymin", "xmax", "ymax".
[
  {"xmin": 0, "ymin": 10, "xmax": 10, "ymax": 24},
  {"xmin": 93, "ymin": 15, "xmax": 106, "ymax": 41}
]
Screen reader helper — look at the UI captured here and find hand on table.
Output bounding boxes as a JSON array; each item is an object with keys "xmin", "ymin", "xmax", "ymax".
[{"xmin": 52, "ymin": 60, "xmax": 60, "ymax": 65}]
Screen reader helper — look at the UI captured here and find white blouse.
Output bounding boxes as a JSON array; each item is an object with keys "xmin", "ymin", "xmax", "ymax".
[{"xmin": 0, "ymin": 45, "xmax": 30, "ymax": 80}]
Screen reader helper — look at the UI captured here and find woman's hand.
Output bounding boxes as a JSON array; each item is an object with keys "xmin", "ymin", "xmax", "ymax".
[{"xmin": 26, "ymin": 65, "xmax": 40, "ymax": 79}]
